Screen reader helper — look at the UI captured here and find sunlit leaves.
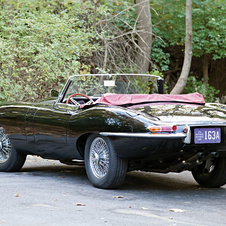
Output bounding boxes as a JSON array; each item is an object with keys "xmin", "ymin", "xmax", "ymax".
[
  {"xmin": 183, "ymin": 76, "xmax": 220, "ymax": 102},
  {"xmin": 0, "ymin": 0, "xmax": 100, "ymax": 102},
  {"xmin": 151, "ymin": 0, "xmax": 226, "ymax": 59}
]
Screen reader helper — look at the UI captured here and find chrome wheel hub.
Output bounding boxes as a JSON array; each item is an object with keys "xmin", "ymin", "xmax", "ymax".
[
  {"xmin": 0, "ymin": 129, "xmax": 11, "ymax": 163},
  {"xmin": 90, "ymin": 137, "xmax": 110, "ymax": 179}
]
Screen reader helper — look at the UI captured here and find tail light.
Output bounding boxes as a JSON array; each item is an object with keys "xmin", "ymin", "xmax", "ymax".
[{"xmin": 148, "ymin": 125, "xmax": 177, "ymax": 133}]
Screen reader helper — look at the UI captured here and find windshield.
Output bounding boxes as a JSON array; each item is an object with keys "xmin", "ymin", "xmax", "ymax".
[{"xmin": 64, "ymin": 74, "xmax": 162, "ymax": 99}]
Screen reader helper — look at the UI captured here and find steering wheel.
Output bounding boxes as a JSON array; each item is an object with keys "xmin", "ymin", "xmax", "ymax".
[{"xmin": 66, "ymin": 93, "xmax": 94, "ymax": 106}]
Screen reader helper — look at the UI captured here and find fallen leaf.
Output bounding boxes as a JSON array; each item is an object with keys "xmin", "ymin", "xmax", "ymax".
[
  {"xmin": 169, "ymin": 217, "xmax": 173, "ymax": 220},
  {"xmin": 169, "ymin": 209, "xmax": 185, "ymax": 213},
  {"xmin": 74, "ymin": 203, "xmax": 86, "ymax": 206},
  {"xmin": 2, "ymin": 220, "xmax": 6, "ymax": 223},
  {"xmin": 113, "ymin": 196, "xmax": 124, "ymax": 198},
  {"xmin": 58, "ymin": 176, "xmax": 65, "ymax": 178},
  {"xmin": 14, "ymin": 194, "xmax": 19, "ymax": 197}
]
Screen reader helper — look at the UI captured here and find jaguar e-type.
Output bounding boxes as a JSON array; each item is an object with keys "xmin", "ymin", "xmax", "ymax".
[{"xmin": 0, "ymin": 74, "xmax": 226, "ymax": 189}]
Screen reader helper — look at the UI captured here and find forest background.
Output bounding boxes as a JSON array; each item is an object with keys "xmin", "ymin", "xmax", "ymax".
[{"xmin": 0, "ymin": 0, "xmax": 226, "ymax": 103}]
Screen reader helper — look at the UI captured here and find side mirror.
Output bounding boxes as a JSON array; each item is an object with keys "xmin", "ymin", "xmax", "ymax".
[{"xmin": 50, "ymin": 89, "xmax": 59, "ymax": 97}]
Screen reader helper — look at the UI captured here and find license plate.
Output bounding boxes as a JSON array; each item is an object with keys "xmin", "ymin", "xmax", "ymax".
[{"xmin": 194, "ymin": 128, "xmax": 221, "ymax": 144}]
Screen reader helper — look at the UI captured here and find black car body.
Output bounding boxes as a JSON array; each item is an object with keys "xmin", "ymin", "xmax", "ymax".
[{"xmin": 1, "ymin": 74, "xmax": 226, "ymax": 189}]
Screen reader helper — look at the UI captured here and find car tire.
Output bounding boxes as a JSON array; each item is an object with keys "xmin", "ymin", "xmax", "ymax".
[
  {"xmin": 85, "ymin": 134, "xmax": 128, "ymax": 189},
  {"xmin": 0, "ymin": 129, "xmax": 26, "ymax": 172},
  {"xmin": 191, "ymin": 158, "xmax": 226, "ymax": 187}
]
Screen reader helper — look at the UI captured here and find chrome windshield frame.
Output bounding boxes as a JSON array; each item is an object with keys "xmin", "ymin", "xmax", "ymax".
[{"xmin": 56, "ymin": 74, "xmax": 164, "ymax": 105}]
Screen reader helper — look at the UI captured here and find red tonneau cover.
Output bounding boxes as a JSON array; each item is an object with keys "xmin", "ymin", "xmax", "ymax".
[{"xmin": 95, "ymin": 93, "xmax": 205, "ymax": 106}]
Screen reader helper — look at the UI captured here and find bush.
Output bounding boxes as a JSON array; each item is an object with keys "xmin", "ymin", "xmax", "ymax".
[
  {"xmin": 0, "ymin": 0, "xmax": 100, "ymax": 102},
  {"xmin": 183, "ymin": 76, "xmax": 220, "ymax": 102}
]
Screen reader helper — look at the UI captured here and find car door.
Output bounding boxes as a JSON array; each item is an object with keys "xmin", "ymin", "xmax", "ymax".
[
  {"xmin": 33, "ymin": 105, "xmax": 70, "ymax": 143},
  {"xmin": 31, "ymin": 103, "xmax": 81, "ymax": 159}
]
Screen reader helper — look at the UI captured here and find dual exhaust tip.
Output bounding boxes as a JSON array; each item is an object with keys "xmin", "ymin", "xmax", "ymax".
[{"xmin": 171, "ymin": 151, "xmax": 219, "ymax": 171}]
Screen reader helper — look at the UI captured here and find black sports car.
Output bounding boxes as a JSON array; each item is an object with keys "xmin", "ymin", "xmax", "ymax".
[{"xmin": 1, "ymin": 74, "xmax": 226, "ymax": 189}]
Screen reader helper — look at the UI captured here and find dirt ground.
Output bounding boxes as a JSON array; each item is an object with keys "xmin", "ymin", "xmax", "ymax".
[{"xmin": 26, "ymin": 155, "xmax": 50, "ymax": 163}]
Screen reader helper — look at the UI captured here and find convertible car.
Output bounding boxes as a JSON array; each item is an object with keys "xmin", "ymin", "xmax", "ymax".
[{"xmin": 1, "ymin": 74, "xmax": 226, "ymax": 189}]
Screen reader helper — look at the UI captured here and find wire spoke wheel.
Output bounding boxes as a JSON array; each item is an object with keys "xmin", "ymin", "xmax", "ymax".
[
  {"xmin": 0, "ymin": 127, "xmax": 26, "ymax": 172},
  {"xmin": 0, "ymin": 129, "xmax": 12, "ymax": 163},
  {"xmin": 85, "ymin": 134, "xmax": 128, "ymax": 189},
  {"xmin": 90, "ymin": 137, "xmax": 110, "ymax": 179}
]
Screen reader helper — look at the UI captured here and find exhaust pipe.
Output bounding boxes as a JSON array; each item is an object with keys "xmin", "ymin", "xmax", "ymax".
[
  {"xmin": 143, "ymin": 152, "xmax": 219, "ymax": 173},
  {"xmin": 171, "ymin": 152, "xmax": 205, "ymax": 171},
  {"xmin": 171, "ymin": 152, "xmax": 219, "ymax": 171},
  {"xmin": 186, "ymin": 152, "xmax": 219, "ymax": 170},
  {"xmin": 185, "ymin": 159, "xmax": 202, "ymax": 170},
  {"xmin": 186, "ymin": 152, "xmax": 205, "ymax": 163},
  {"xmin": 200, "ymin": 152, "xmax": 219, "ymax": 163},
  {"xmin": 171, "ymin": 160, "xmax": 187, "ymax": 171}
]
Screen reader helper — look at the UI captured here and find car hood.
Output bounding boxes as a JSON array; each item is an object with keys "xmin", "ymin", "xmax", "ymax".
[{"xmin": 133, "ymin": 103, "xmax": 226, "ymax": 125}]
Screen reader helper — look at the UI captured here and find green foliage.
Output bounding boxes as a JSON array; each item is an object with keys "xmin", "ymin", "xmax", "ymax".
[
  {"xmin": 192, "ymin": 0, "xmax": 226, "ymax": 59},
  {"xmin": 183, "ymin": 76, "xmax": 220, "ymax": 102},
  {"xmin": 69, "ymin": 76, "xmax": 107, "ymax": 96},
  {"xmin": 151, "ymin": 0, "xmax": 226, "ymax": 60},
  {"xmin": 150, "ymin": 0, "xmax": 226, "ymax": 96},
  {"xmin": 151, "ymin": 39, "xmax": 170, "ymax": 72},
  {"xmin": 130, "ymin": 77, "xmax": 150, "ymax": 94},
  {"xmin": 1, "ymin": 0, "xmax": 225, "ymax": 103},
  {"xmin": 0, "ymin": 0, "xmax": 100, "ymax": 102},
  {"xmin": 103, "ymin": 0, "xmax": 136, "ymax": 29}
]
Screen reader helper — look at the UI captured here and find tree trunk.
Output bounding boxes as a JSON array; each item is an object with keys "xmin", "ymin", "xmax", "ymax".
[
  {"xmin": 170, "ymin": 0, "xmax": 192, "ymax": 94},
  {"xmin": 203, "ymin": 54, "xmax": 209, "ymax": 84},
  {"xmin": 135, "ymin": 0, "xmax": 152, "ymax": 73}
]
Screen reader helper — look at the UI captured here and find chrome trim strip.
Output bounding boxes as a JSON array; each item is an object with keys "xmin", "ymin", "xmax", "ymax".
[
  {"xmin": 69, "ymin": 74, "xmax": 162, "ymax": 80},
  {"xmin": 99, "ymin": 132, "xmax": 186, "ymax": 139},
  {"xmin": 189, "ymin": 123, "xmax": 226, "ymax": 127}
]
